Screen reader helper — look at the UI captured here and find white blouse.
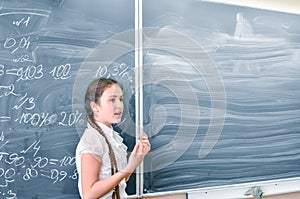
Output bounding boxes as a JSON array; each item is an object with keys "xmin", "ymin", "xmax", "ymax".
[{"xmin": 76, "ymin": 122, "xmax": 128, "ymax": 199}]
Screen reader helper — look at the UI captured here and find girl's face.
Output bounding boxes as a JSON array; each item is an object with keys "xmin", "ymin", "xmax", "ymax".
[{"xmin": 93, "ymin": 84, "xmax": 124, "ymax": 127}]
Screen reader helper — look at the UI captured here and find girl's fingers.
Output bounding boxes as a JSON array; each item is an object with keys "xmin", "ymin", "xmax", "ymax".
[
  {"xmin": 141, "ymin": 133, "xmax": 151, "ymax": 152},
  {"xmin": 132, "ymin": 140, "xmax": 141, "ymax": 153},
  {"xmin": 141, "ymin": 139, "xmax": 151, "ymax": 147},
  {"xmin": 133, "ymin": 140, "xmax": 150, "ymax": 155},
  {"xmin": 139, "ymin": 132, "xmax": 149, "ymax": 143},
  {"xmin": 132, "ymin": 131, "xmax": 150, "ymax": 155},
  {"xmin": 139, "ymin": 131, "xmax": 148, "ymax": 140}
]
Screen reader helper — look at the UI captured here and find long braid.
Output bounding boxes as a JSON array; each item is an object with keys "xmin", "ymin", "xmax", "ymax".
[
  {"xmin": 87, "ymin": 115, "xmax": 118, "ymax": 171},
  {"xmin": 87, "ymin": 115, "xmax": 121, "ymax": 199}
]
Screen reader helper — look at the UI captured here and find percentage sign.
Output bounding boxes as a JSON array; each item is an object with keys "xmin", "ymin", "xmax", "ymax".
[
  {"xmin": 119, "ymin": 63, "xmax": 129, "ymax": 77},
  {"xmin": 39, "ymin": 112, "xmax": 49, "ymax": 127},
  {"xmin": 75, "ymin": 111, "xmax": 85, "ymax": 125},
  {"xmin": 39, "ymin": 112, "xmax": 56, "ymax": 127}
]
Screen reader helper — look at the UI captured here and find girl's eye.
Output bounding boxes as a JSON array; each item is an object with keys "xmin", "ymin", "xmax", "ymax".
[{"xmin": 109, "ymin": 97, "xmax": 123, "ymax": 103}]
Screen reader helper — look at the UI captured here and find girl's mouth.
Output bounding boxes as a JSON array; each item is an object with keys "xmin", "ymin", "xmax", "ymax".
[{"xmin": 114, "ymin": 112, "xmax": 122, "ymax": 116}]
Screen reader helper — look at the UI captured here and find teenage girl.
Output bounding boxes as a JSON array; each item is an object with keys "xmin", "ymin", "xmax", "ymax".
[{"xmin": 76, "ymin": 78, "xmax": 151, "ymax": 199}]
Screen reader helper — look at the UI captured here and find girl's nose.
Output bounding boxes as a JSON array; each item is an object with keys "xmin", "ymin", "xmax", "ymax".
[{"xmin": 116, "ymin": 100, "xmax": 124, "ymax": 109}]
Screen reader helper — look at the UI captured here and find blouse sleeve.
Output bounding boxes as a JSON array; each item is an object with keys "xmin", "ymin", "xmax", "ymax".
[{"xmin": 77, "ymin": 127, "xmax": 105, "ymax": 157}]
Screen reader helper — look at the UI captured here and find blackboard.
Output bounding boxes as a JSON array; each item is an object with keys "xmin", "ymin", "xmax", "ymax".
[
  {"xmin": 142, "ymin": 0, "xmax": 300, "ymax": 194},
  {"xmin": 1, "ymin": 0, "xmax": 300, "ymax": 198},
  {"xmin": 0, "ymin": 0, "xmax": 135, "ymax": 198}
]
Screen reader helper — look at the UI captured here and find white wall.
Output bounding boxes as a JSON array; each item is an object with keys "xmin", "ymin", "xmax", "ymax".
[{"xmin": 203, "ymin": 0, "xmax": 300, "ymax": 15}]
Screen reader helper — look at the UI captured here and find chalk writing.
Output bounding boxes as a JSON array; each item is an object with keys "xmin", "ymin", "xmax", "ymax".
[
  {"xmin": 59, "ymin": 111, "xmax": 84, "ymax": 127},
  {"xmin": 0, "ymin": 133, "xmax": 9, "ymax": 160},
  {"xmin": 16, "ymin": 64, "xmax": 44, "ymax": 81},
  {"xmin": 14, "ymin": 110, "xmax": 84, "ymax": 127},
  {"xmin": 0, "ymin": 116, "xmax": 11, "ymax": 123},
  {"xmin": 0, "ymin": 190, "xmax": 17, "ymax": 199},
  {"xmin": 0, "ymin": 3, "xmax": 136, "ymax": 198},
  {"xmin": 12, "ymin": 16, "xmax": 31, "ymax": 27},
  {"xmin": 96, "ymin": 63, "xmax": 131, "ymax": 78},
  {"xmin": 12, "ymin": 54, "xmax": 35, "ymax": 63},
  {"xmin": 0, "ymin": 84, "xmax": 20, "ymax": 98},
  {"xmin": 3, "ymin": 65, "xmax": 43, "ymax": 81},
  {"xmin": 58, "ymin": 156, "xmax": 76, "ymax": 166},
  {"xmin": 0, "ymin": 137, "xmax": 78, "ymax": 188},
  {"xmin": 15, "ymin": 112, "xmax": 56, "ymax": 127},
  {"xmin": 2, "ymin": 63, "xmax": 73, "ymax": 81},
  {"xmin": 0, "ymin": 9, "xmax": 79, "ymax": 198},
  {"xmin": 4, "ymin": 36, "xmax": 31, "ymax": 54},
  {"xmin": 11, "ymin": 93, "xmax": 36, "ymax": 110},
  {"xmin": 0, "ymin": 132, "xmax": 4, "ymax": 142},
  {"xmin": 0, "ymin": 168, "xmax": 15, "ymax": 187},
  {"xmin": 0, "ymin": 64, "xmax": 4, "ymax": 76},
  {"xmin": 95, "ymin": 63, "xmax": 135, "ymax": 92},
  {"xmin": 5, "ymin": 153, "xmax": 25, "ymax": 166},
  {"xmin": 20, "ymin": 140, "xmax": 40, "ymax": 157},
  {"xmin": 40, "ymin": 169, "xmax": 68, "ymax": 184},
  {"xmin": 0, "ymin": 10, "xmax": 50, "ymax": 18},
  {"xmin": 50, "ymin": 63, "xmax": 72, "ymax": 80},
  {"xmin": 23, "ymin": 167, "xmax": 38, "ymax": 181},
  {"xmin": 0, "ymin": 103, "xmax": 80, "ymax": 195}
]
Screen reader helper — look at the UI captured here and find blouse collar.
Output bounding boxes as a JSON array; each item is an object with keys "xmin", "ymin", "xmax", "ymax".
[{"xmin": 96, "ymin": 122, "xmax": 114, "ymax": 138}]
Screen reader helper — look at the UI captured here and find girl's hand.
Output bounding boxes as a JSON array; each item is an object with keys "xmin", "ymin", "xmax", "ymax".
[
  {"xmin": 124, "ymin": 131, "xmax": 151, "ymax": 173},
  {"xmin": 139, "ymin": 131, "xmax": 151, "ymax": 154}
]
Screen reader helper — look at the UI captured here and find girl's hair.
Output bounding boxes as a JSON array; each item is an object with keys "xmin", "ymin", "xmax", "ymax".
[
  {"xmin": 85, "ymin": 77, "xmax": 122, "ymax": 199},
  {"xmin": 85, "ymin": 77, "xmax": 121, "ymax": 117}
]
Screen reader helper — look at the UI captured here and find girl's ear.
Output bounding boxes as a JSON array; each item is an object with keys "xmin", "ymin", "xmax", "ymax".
[{"xmin": 90, "ymin": 101, "xmax": 99, "ymax": 113}]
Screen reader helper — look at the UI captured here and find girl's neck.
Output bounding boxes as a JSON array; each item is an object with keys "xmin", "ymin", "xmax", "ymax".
[{"xmin": 94, "ymin": 118, "xmax": 112, "ymax": 128}]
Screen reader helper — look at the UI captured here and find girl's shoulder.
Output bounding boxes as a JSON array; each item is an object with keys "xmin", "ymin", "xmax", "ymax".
[
  {"xmin": 81, "ymin": 124, "xmax": 106, "ymax": 142},
  {"xmin": 76, "ymin": 125, "xmax": 107, "ymax": 156}
]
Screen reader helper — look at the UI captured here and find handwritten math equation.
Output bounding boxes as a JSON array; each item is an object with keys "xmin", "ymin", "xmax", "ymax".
[
  {"xmin": 0, "ymin": 8, "xmax": 134, "ymax": 199},
  {"xmin": 0, "ymin": 12, "xmax": 81, "ymax": 128},
  {"xmin": 0, "ymin": 131, "xmax": 77, "ymax": 199},
  {"xmin": 0, "ymin": 10, "xmax": 80, "ymax": 199}
]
